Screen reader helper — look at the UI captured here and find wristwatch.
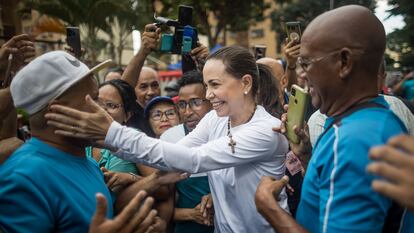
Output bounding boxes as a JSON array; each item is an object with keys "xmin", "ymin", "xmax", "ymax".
[{"xmin": 287, "ymin": 64, "xmax": 296, "ymax": 70}]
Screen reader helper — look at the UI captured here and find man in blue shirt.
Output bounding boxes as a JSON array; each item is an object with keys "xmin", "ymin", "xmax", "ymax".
[
  {"xmin": 255, "ymin": 5, "xmax": 409, "ymax": 233},
  {"xmin": 0, "ymin": 51, "xmax": 112, "ymax": 233}
]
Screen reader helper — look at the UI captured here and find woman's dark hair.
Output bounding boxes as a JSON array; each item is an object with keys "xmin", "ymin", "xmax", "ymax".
[
  {"xmin": 206, "ymin": 46, "xmax": 283, "ymax": 117},
  {"xmin": 100, "ymin": 79, "xmax": 139, "ymax": 116},
  {"xmin": 256, "ymin": 63, "xmax": 284, "ymax": 118},
  {"xmin": 206, "ymin": 46, "xmax": 260, "ymax": 97}
]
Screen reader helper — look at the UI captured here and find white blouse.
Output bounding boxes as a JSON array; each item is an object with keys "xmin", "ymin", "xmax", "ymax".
[{"xmin": 105, "ymin": 105, "xmax": 289, "ymax": 233}]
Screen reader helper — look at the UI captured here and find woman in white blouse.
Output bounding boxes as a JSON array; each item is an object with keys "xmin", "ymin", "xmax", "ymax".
[{"xmin": 46, "ymin": 46, "xmax": 289, "ymax": 233}]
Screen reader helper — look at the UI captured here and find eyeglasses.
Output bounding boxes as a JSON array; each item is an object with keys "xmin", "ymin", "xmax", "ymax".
[
  {"xmin": 297, "ymin": 48, "xmax": 364, "ymax": 72},
  {"xmin": 150, "ymin": 109, "xmax": 177, "ymax": 121},
  {"xmin": 177, "ymin": 98, "xmax": 208, "ymax": 110},
  {"xmin": 96, "ymin": 100, "xmax": 123, "ymax": 111}
]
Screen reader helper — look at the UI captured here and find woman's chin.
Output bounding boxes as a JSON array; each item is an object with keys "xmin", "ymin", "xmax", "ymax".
[{"xmin": 214, "ymin": 108, "xmax": 229, "ymax": 117}]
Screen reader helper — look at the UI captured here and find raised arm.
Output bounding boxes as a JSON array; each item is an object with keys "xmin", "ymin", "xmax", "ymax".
[
  {"xmin": 121, "ymin": 24, "xmax": 161, "ymax": 88},
  {"xmin": 282, "ymin": 38, "xmax": 300, "ymax": 91}
]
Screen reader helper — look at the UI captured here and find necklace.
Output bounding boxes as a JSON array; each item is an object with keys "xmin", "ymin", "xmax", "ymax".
[{"xmin": 227, "ymin": 105, "xmax": 257, "ymax": 154}]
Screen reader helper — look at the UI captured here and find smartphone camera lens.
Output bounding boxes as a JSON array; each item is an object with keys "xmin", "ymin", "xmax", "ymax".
[{"xmin": 291, "ymin": 88, "xmax": 296, "ymax": 96}]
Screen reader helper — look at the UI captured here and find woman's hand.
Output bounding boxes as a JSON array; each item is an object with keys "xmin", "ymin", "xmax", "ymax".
[
  {"xmin": 191, "ymin": 203, "xmax": 213, "ymax": 226},
  {"xmin": 199, "ymin": 193, "xmax": 214, "ymax": 225},
  {"xmin": 45, "ymin": 95, "xmax": 114, "ymax": 143},
  {"xmin": 102, "ymin": 168, "xmax": 139, "ymax": 191}
]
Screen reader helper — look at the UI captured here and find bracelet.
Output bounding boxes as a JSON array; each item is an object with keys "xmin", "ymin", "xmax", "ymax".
[
  {"xmin": 129, "ymin": 172, "xmax": 139, "ymax": 181},
  {"xmin": 287, "ymin": 64, "xmax": 296, "ymax": 70}
]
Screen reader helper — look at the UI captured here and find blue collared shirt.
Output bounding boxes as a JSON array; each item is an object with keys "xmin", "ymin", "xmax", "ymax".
[{"xmin": 297, "ymin": 97, "xmax": 407, "ymax": 233}]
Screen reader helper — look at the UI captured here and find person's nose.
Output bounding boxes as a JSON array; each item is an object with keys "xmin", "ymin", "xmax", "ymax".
[{"xmin": 206, "ymin": 89, "xmax": 214, "ymax": 100}]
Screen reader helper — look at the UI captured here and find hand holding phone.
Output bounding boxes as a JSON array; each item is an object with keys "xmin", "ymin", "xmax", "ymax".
[
  {"xmin": 285, "ymin": 21, "xmax": 301, "ymax": 44},
  {"xmin": 286, "ymin": 84, "xmax": 309, "ymax": 144}
]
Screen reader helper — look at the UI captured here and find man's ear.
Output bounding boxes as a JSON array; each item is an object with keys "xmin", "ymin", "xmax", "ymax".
[{"xmin": 338, "ymin": 48, "xmax": 354, "ymax": 80}]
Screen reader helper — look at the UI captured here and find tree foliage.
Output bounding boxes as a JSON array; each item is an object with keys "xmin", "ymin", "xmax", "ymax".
[
  {"xmin": 386, "ymin": 0, "xmax": 414, "ymax": 68},
  {"xmin": 270, "ymin": 0, "xmax": 376, "ymax": 47}
]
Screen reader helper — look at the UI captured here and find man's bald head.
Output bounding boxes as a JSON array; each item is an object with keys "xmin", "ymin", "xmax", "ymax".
[
  {"xmin": 257, "ymin": 57, "xmax": 284, "ymax": 82},
  {"xmin": 140, "ymin": 67, "xmax": 159, "ymax": 79},
  {"xmin": 302, "ymin": 5, "xmax": 385, "ymax": 77}
]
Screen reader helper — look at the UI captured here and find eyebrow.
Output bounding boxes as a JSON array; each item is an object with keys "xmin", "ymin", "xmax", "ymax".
[{"xmin": 207, "ymin": 79, "xmax": 220, "ymax": 84}]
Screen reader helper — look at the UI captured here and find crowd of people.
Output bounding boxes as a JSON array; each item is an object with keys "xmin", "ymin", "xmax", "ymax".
[{"xmin": 0, "ymin": 4, "xmax": 413, "ymax": 233}]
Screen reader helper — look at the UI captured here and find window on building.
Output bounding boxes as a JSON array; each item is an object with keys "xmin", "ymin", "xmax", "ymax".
[{"xmin": 250, "ymin": 29, "xmax": 264, "ymax": 38}]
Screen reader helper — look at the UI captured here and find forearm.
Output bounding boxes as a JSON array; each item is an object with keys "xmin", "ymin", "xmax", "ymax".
[
  {"xmin": 284, "ymin": 68, "xmax": 297, "ymax": 91},
  {"xmin": 392, "ymin": 80, "xmax": 405, "ymax": 95},
  {"xmin": 155, "ymin": 196, "xmax": 175, "ymax": 225},
  {"xmin": 137, "ymin": 165, "xmax": 171, "ymax": 201},
  {"xmin": 0, "ymin": 88, "xmax": 13, "ymax": 115},
  {"xmin": 115, "ymin": 172, "xmax": 162, "ymax": 212},
  {"xmin": 259, "ymin": 201, "xmax": 308, "ymax": 233},
  {"xmin": 0, "ymin": 137, "xmax": 23, "ymax": 164},
  {"xmin": 173, "ymin": 208, "xmax": 193, "ymax": 221},
  {"xmin": 121, "ymin": 49, "xmax": 148, "ymax": 88}
]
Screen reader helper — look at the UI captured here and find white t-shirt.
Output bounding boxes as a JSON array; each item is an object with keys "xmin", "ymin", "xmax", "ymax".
[
  {"xmin": 308, "ymin": 95, "xmax": 414, "ymax": 146},
  {"xmin": 105, "ymin": 105, "xmax": 289, "ymax": 233}
]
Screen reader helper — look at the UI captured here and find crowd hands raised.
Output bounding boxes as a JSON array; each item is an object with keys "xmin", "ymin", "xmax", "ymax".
[{"xmin": 1, "ymin": 5, "xmax": 414, "ymax": 233}]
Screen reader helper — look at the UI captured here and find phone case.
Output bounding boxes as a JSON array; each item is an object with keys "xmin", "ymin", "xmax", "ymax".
[
  {"xmin": 286, "ymin": 85, "xmax": 309, "ymax": 144},
  {"xmin": 285, "ymin": 21, "xmax": 301, "ymax": 43}
]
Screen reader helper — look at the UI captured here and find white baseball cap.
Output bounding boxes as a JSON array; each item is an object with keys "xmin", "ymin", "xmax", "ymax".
[{"xmin": 10, "ymin": 51, "xmax": 112, "ymax": 115}]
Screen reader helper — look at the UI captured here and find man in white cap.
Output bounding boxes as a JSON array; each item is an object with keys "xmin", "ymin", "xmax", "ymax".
[{"xmin": 0, "ymin": 51, "xmax": 114, "ymax": 232}]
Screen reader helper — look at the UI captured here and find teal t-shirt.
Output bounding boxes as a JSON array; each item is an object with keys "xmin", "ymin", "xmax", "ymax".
[
  {"xmin": 0, "ymin": 138, "xmax": 112, "ymax": 233},
  {"xmin": 175, "ymin": 176, "xmax": 214, "ymax": 233},
  {"xmin": 85, "ymin": 147, "xmax": 139, "ymax": 175},
  {"xmin": 402, "ymin": 79, "xmax": 414, "ymax": 101}
]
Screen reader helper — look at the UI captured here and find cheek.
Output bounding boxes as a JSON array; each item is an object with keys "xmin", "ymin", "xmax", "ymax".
[
  {"xmin": 168, "ymin": 118, "xmax": 180, "ymax": 126},
  {"xmin": 154, "ymin": 88, "xmax": 161, "ymax": 96},
  {"xmin": 149, "ymin": 120, "xmax": 159, "ymax": 130}
]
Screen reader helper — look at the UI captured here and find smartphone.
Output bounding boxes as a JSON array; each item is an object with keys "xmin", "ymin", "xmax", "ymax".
[
  {"xmin": 178, "ymin": 5, "xmax": 193, "ymax": 26},
  {"xmin": 66, "ymin": 27, "xmax": 81, "ymax": 58},
  {"xmin": 286, "ymin": 84, "xmax": 310, "ymax": 144},
  {"xmin": 285, "ymin": 21, "xmax": 301, "ymax": 44},
  {"xmin": 254, "ymin": 45, "xmax": 266, "ymax": 60}
]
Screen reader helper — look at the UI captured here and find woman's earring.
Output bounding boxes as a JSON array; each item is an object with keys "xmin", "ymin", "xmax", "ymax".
[{"xmin": 244, "ymin": 91, "xmax": 248, "ymax": 95}]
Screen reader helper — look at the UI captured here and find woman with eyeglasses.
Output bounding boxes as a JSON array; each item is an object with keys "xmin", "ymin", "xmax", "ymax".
[
  {"xmin": 87, "ymin": 79, "xmax": 140, "ymax": 176},
  {"xmin": 145, "ymin": 96, "xmax": 180, "ymax": 138},
  {"xmin": 46, "ymin": 46, "xmax": 290, "ymax": 233}
]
